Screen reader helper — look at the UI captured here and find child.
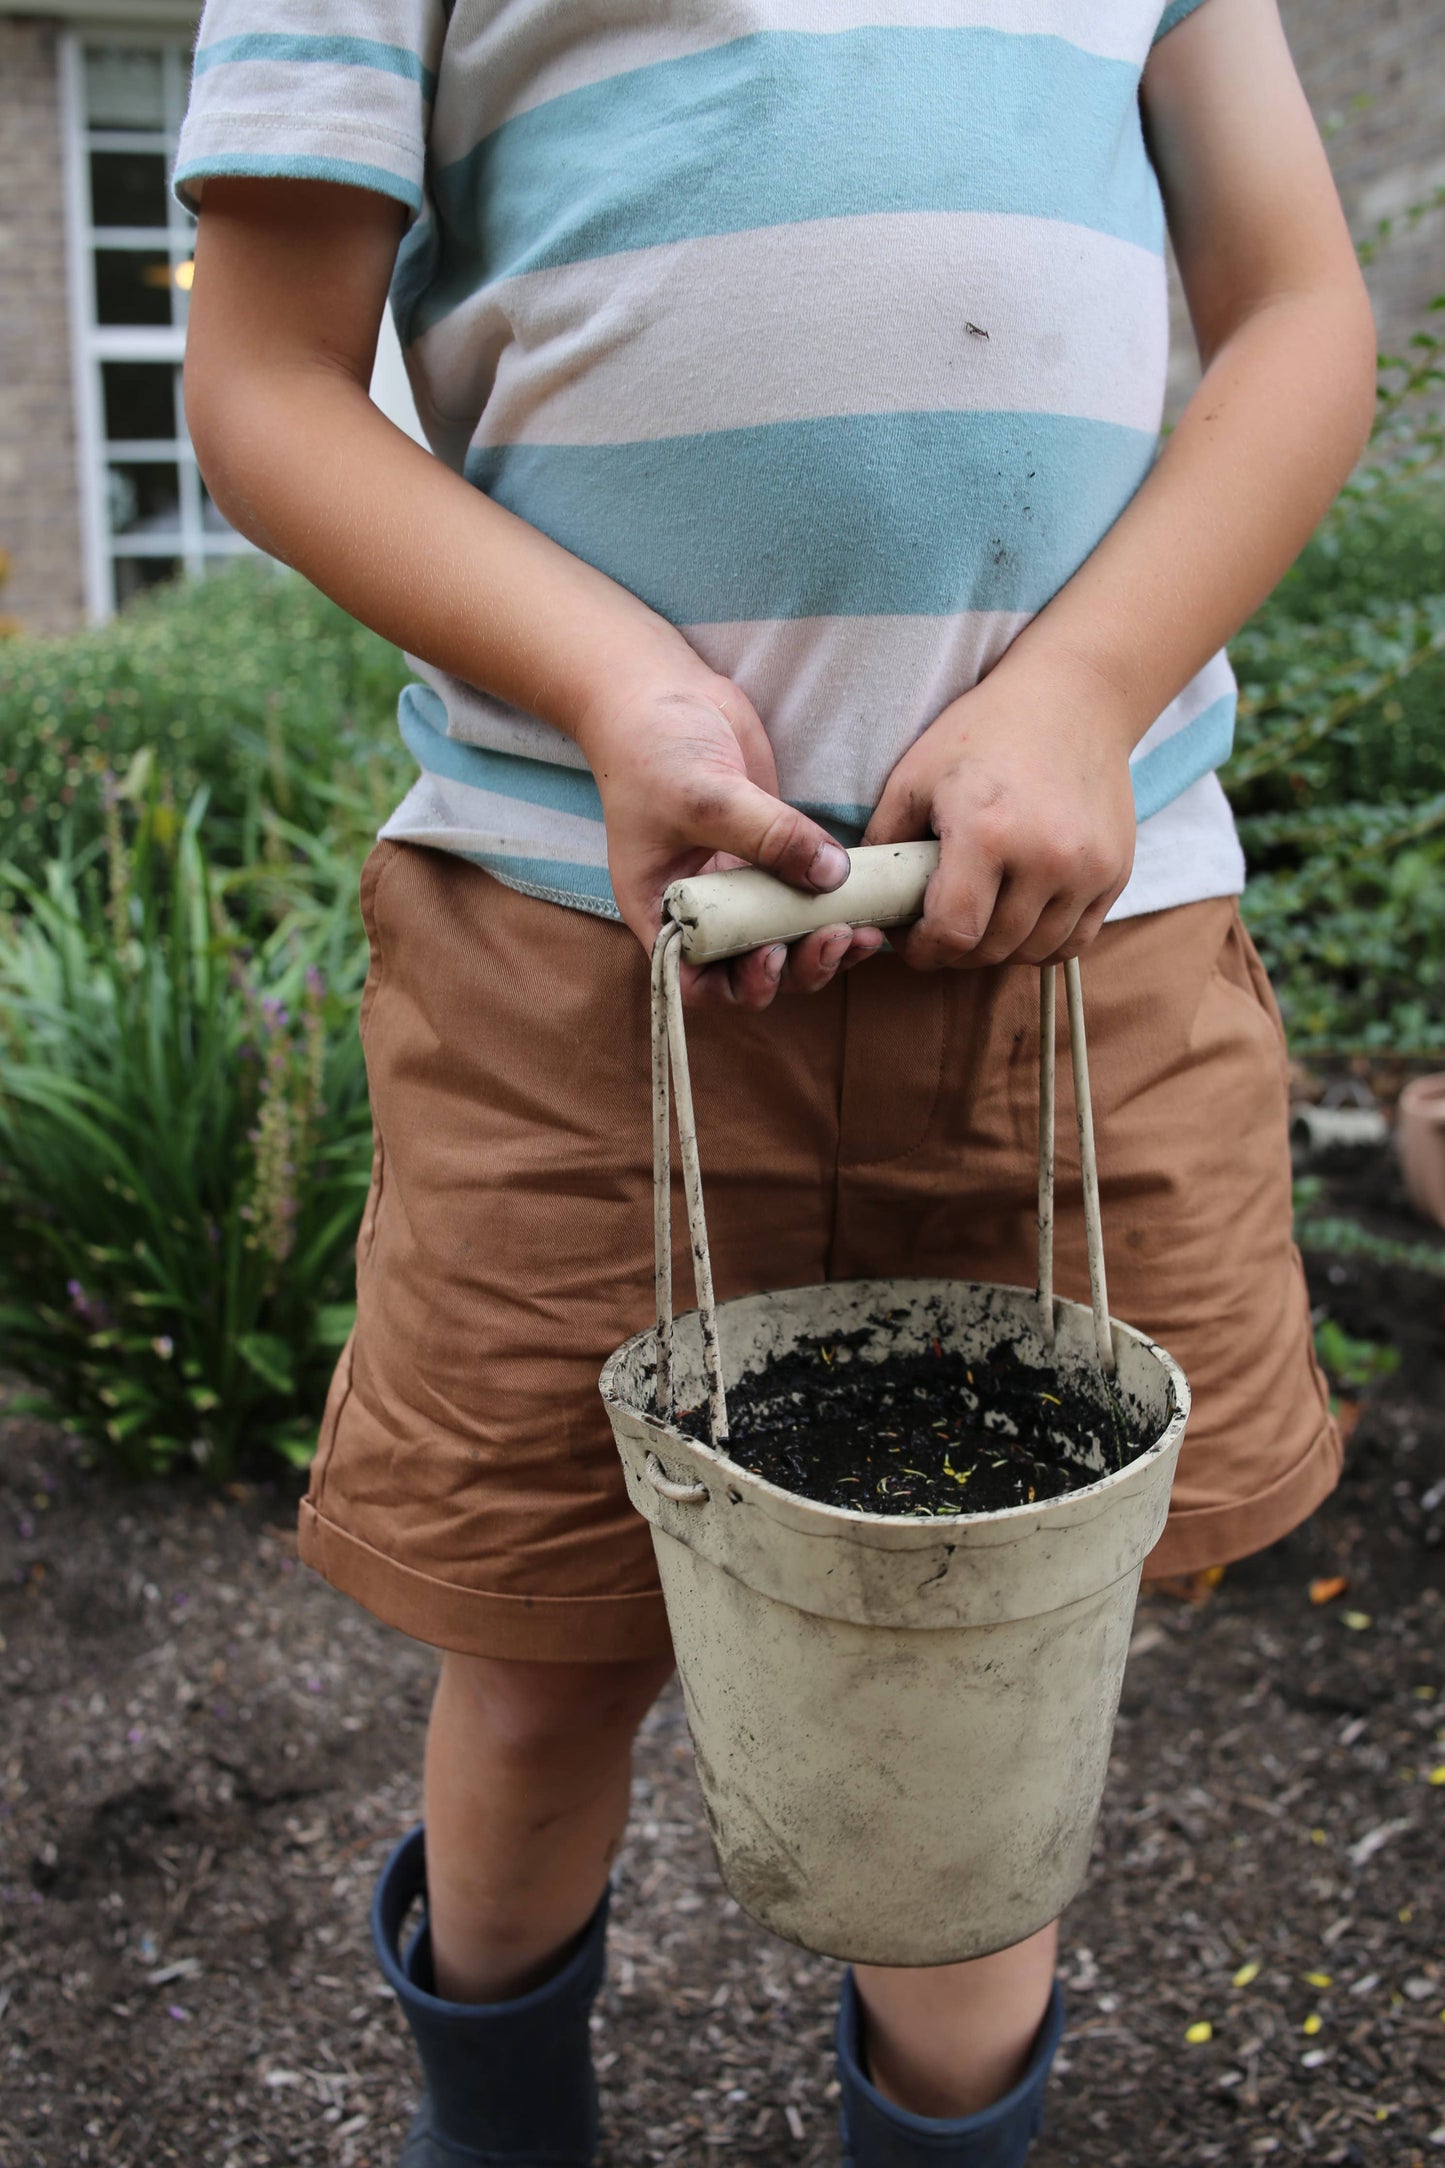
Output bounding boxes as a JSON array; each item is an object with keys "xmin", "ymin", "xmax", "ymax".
[{"xmin": 177, "ymin": 1, "xmax": 1375, "ymax": 2160}]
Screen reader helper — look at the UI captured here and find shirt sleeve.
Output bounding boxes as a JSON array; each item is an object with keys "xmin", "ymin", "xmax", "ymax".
[
  {"xmin": 173, "ymin": 0, "xmax": 446, "ymax": 219},
  {"xmin": 1153, "ymin": 0, "xmax": 1217, "ymax": 41}
]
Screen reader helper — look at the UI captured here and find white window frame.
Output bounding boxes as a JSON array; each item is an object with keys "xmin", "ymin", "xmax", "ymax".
[{"xmin": 60, "ymin": 25, "xmax": 252, "ymax": 621}]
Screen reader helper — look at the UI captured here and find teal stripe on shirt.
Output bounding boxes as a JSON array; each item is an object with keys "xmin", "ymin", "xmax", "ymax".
[
  {"xmin": 1130, "ymin": 694, "xmax": 1235, "ymax": 821},
  {"xmin": 400, "ymin": 702, "xmax": 1231, "ymax": 845},
  {"xmin": 194, "ymin": 33, "xmax": 437, "ymax": 99},
  {"xmin": 400, "ymin": 684, "xmax": 606, "ymax": 818},
  {"xmin": 465, "ymin": 409, "xmax": 1157, "ymax": 624},
  {"xmin": 416, "ymin": 27, "xmax": 1162, "ymax": 333}
]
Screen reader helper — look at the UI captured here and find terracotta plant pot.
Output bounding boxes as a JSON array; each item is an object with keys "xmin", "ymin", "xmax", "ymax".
[{"xmin": 1397, "ymin": 1074, "xmax": 1445, "ymax": 1230}]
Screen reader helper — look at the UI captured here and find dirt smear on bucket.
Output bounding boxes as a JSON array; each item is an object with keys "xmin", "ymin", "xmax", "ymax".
[{"xmin": 680, "ymin": 1328, "xmax": 1157, "ymax": 1515}]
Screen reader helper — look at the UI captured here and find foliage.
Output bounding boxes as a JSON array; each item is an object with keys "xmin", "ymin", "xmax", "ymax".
[
  {"xmin": 1311, "ymin": 1317, "xmax": 1401, "ymax": 1392},
  {"xmin": 0, "ymin": 790, "xmax": 373, "ymax": 1478},
  {"xmin": 1232, "ymin": 294, "xmax": 1445, "ymax": 1053},
  {"xmin": 0, "ymin": 560, "xmax": 409, "ymax": 900}
]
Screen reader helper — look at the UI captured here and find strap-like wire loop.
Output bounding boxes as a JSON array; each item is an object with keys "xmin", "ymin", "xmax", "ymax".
[
  {"xmin": 651, "ymin": 926, "xmax": 730, "ymax": 1445},
  {"xmin": 651, "ymin": 930, "xmax": 1116, "ymax": 1455},
  {"xmin": 650, "ymin": 924, "xmax": 679, "ymax": 1419},
  {"xmin": 1036, "ymin": 964, "xmax": 1057, "ymax": 1345},
  {"xmin": 1063, "ymin": 956, "xmax": 1115, "ymax": 1373}
]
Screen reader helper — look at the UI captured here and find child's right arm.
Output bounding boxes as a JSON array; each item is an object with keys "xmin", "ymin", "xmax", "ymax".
[{"xmin": 184, "ymin": 178, "xmax": 869, "ymax": 1006}]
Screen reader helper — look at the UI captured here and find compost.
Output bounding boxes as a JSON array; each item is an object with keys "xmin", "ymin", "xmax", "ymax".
[{"xmin": 679, "ymin": 1331, "xmax": 1155, "ymax": 1514}]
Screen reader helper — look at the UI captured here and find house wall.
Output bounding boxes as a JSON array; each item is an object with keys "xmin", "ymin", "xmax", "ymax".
[{"xmin": 0, "ymin": 17, "xmax": 85, "ymax": 634}]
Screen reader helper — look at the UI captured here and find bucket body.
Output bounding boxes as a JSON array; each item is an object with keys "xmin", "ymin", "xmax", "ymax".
[{"xmin": 601, "ymin": 1277, "xmax": 1189, "ymax": 1965}]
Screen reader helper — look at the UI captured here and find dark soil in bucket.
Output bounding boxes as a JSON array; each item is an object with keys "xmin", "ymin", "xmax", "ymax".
[{"xmin": 678, "ymin": 1330, "xmax": 1157, "ymax": 1514}]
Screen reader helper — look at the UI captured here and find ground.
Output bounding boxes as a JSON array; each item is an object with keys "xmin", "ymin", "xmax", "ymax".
[{"xmin": 2, "ymin": 1144, "xmax": 1442, "ymax": 2167}]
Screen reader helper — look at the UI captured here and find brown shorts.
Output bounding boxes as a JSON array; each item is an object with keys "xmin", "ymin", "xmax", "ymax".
[{"xmin": 299, "ymin": 841, "xmax": 1340, "ymax": 1663}]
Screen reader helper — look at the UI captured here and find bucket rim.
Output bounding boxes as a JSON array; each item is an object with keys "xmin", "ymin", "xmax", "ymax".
[{"xmin": 600, "ymin": 1277, "xmax": 1191, "ymax": 1537}]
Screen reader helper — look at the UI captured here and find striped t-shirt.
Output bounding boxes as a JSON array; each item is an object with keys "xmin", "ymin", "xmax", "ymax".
[{"xmin": 176, "ymin": 0, "xmax": 1245, "ymax": 923}]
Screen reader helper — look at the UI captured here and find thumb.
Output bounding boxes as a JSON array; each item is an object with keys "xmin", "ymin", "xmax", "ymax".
[
  {"xmin": 693, "ymin": 774, "xmax": 851, "ymax": 893},
  {"xmin": 861, "ymin": 769, "xmax": 928, "ymax": 850}
]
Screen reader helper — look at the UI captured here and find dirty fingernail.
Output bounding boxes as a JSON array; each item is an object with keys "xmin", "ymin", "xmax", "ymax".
[{"xmin": 811, "ymin": 842, "xmax": 850, "ymax": 889}]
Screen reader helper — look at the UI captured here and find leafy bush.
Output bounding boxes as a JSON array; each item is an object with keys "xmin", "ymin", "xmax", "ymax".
[
  {"xmin": 0, "ymin": 560, "xmax": 409, "ymax": 899},
  {"xmin": 0, "ymin": 791, "xmax": 373, "ymax": 1477},
  {"xmin": 1232, "ymin": 298, "xmax": 1445, "ymax": 1052}
]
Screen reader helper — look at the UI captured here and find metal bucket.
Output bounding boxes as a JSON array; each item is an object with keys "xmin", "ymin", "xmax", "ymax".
[{"xmin": 599, "ymin": 846, "xmax": 1190, "ymax": 1965}]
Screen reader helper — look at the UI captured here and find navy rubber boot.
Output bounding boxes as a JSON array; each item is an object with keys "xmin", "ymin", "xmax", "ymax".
[
  {"xmin": 836, "ymin": 1971, "xmax": 1065, "ymax": 2168},
  {"xmin": 371, "ymin": 1826, "xmax": 607, "ymax": 2167}
]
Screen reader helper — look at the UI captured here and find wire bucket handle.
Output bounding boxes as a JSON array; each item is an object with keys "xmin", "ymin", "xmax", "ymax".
[{"xmin": 650, "ymin": 843, "xmax": 1114, "ymax": 1448}]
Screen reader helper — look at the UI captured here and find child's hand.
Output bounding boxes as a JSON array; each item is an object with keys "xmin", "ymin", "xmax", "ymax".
[
  {"xmin": 862, "ymin": 666, "xmax": 1137, "ymax": 970},
  {"xmin": 577, "ymin": 675, "xmax": 884, "ymax": 1007}
]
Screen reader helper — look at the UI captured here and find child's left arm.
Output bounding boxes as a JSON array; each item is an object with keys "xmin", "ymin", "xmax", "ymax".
[{"xmin": 866, "ymin": 0, "xmax": 1376, "ymax": 971}]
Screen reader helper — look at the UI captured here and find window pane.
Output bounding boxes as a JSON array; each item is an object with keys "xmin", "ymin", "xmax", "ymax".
[
  {"xmin": 84, "ymin": 46, "xmax": 165, "ymax": 132},
  {"xmin": 91, "ymin": 149, "xmax": 169, "ymax": 230},
  {"xmin": 108, "ymin": 462, "xmax": 181, "ymax": 538},
  {"xmin": 114, "ymin": 556, "xmax": 180, "ymax": 608},
  {"xmin": 102, "ymin": 361, "xmax": 178, "ymax": 442},
  {"xmin": 95, "ymin": 248, "xmax": 174, "ymax": 327}
]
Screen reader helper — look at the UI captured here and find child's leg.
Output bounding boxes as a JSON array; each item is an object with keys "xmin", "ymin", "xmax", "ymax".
[
  {"xmin": 852, "ymin": 1927, "xmax": 1058, "ymax": 2118},
  {"xmin": 423, "ymin": 1650, "xmax": 673, "ymax": 2002}
]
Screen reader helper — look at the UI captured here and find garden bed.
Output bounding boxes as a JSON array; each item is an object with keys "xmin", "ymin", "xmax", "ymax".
[{"xmin": 1, "ymin": 1140, "xmax": 1441, "ymax": 2167}]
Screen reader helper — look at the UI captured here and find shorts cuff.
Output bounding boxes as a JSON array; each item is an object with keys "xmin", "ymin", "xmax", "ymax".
[
  {"xmin": 297, "ymin": 1500, "xmax": 675, "ymax": 1663},
  {"xmin": 1145, "ymin": 1411, "xmax": 1343, "ymax": 1580}
]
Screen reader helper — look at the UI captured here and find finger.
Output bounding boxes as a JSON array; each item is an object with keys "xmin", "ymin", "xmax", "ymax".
[
  {"xmin": 776, "ymin": 923, "xmax": 857, "ymax": 995},
  {"xmin": 890, "ymin": 848, "xmax": 1004, "ymax": 972},
  {"xmin": 839, "ymin": 927, "xmax": 886, "ymax": 972},
  {"xmin": 1013, "ymin": 893, "xmax": 1090, "ymax": 967},
  {"xmin": 1041, "ymin": 887, "xmax": 1119, "ymax": 964},
  {"xmin": 683, "ymin": 772, "xmax": 851, "ymax": 896},
  {"xmin": 860, "ymin": 774, "xmax": 929, "ymax": 850},
  {"xmin": 680, "ymin": 942, "xmax": 787, "ymax": 1011},
  {"xmin": 964, "ymin": 875, "xmax": 1065, "ymax": 969},
  {"xmin": 680, "ymin": 923, "xmax": 885, "ymax": 1009}
]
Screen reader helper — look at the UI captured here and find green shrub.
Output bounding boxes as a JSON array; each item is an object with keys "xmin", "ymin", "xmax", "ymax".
[
  {"xmin": 0, "ymin": 791, "xmax": 373, "ymax": 1477},
  {"xmin": 0, "ymin": 559, "xmax": 409, "ymax": 899},
  {"xmin": 1231, "ymin": 297, "xmax": 1445, "ymax": 1053}
]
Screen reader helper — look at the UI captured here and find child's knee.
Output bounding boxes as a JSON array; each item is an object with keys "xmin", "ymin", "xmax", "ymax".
[{"xmin": 436, "ymin": 1649, "xmax": 672, "ymax": 1767}]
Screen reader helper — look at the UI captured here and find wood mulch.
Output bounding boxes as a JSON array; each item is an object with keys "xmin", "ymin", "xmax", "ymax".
[{"xmin": 2, "ymin": 1146, "xmax": 1442, "ymax": 2166}]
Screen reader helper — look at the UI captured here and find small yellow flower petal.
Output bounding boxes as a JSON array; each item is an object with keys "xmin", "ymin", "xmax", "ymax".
[
  {"xmin": 1428, "ymin": 1766, "xmax": 1445, "ymax": 1786},
  {"xmin": 1341, "ymin": 1611, "xmax": 1372, "ymax": 1631},
  {"xmin": 1399, "ymin": 1905, "xmax": 1413, "ymax": 1923},
  {"xmin": 1304, "ymin": 1972, "xmax": 1333, "ymax": 1989},
  {"xmin": 1232, "ymin": 1960, "xmax": 1261, "ymax": 1989},
  {"xmin": 1185, "ymin": 2021, "xmax": 1213, "ymax": 2045},
  {"xmin": 1302, "ymin": 2014, "xmax": 1324, "ymax": 2036},
  {"xmin": 1310, "ymin": 1828, "xmax": 1327, "ymax": 1846}
]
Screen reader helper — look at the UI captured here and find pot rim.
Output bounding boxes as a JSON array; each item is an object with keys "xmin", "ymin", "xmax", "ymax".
[{"xmin": 600, "ymin": 1278, "xmax": 1191, "ymax": 1537}]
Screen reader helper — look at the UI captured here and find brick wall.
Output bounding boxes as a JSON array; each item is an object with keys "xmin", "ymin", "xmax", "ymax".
[{"xmin": 0, "ymin": 18, "xmax": 85, "ymax": 636}]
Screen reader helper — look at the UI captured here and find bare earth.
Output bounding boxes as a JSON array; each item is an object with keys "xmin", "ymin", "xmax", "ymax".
[{"xmin": 2, "ymin": 1150, "xmax": 1442, "ymax": 2167}]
